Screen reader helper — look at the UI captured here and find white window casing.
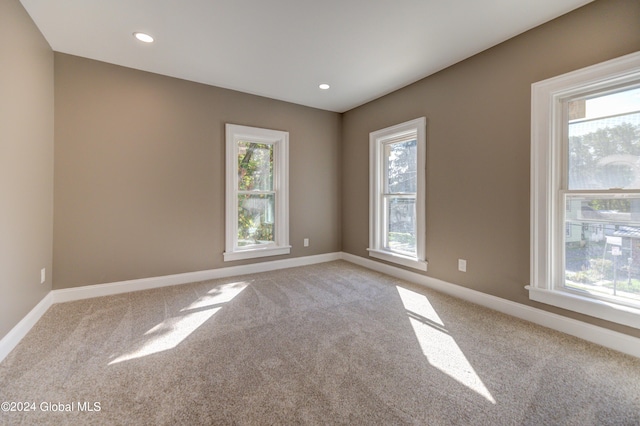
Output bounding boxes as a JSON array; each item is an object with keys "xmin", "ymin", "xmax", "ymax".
[
  {"xmin": 529, "ymin": 51, "xmax": 640, "ymax": 328},
  {"xmin": 368, "ymin": 117, "xmax": 427, "ymax": 271},
  {"xmin": 224, "ymin": 124, "xmax": 290, "ymax": 261}
]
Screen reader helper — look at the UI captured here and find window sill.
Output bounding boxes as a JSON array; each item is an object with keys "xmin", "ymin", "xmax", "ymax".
[
  {"xmin": 224, "ymin": 245, "xmax": 291, "ymax": 262},
  {"xmin": 367, "ymin": 249, "xmax": 427, "ymax": 271},
  {"xmin": 526, "ymin": 286, "xmax": 640, "ymax": 329}
]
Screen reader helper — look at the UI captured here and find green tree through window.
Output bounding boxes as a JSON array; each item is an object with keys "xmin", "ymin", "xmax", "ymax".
[{"xmin": 237, "ymin": 142, "xmax": 274, "ymax": 245}]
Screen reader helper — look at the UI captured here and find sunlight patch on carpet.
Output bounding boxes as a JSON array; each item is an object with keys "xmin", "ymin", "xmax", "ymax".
[
  {"xmin": 396, "ymin": 286, "xmax": 496, "ymax": 404},
  {"xmin": 108, "ymin": 281, "xmax": 249, "ymax": 365}
]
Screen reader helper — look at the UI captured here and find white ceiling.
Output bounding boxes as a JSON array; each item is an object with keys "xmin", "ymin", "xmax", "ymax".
[{"xmin": 20, "ymin": 0, "xmax": 593, "ymax": 113}]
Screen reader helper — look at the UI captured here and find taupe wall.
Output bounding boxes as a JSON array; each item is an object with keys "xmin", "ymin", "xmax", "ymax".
[
  {"xmin": 342, "ymin": 0, "xmax": 640, "ymax": 337},
  {"xmin": 0, "ymin": 0, "xmax": 54, "ymax": 338},
  {"xmin": 4, "ymin": 0, "xmax": 638, "ymax": 342},
  {"xmin": 54, "ymin": 54, "xmax": 342, "ymax": 289}
]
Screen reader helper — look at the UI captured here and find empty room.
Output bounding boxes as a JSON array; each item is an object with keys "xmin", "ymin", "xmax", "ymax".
[{"xmin": 1, "ymin": 0, "xmax": 639, "ymax": 424}]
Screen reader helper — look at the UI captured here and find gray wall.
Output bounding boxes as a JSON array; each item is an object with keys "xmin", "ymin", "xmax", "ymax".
[
  {"xmin": 0, "ymin": 0, "xmax": 54, "ymax": 338},
  {"xmin": 54, "ymin": 53, "xmax": 342, "ymax": 289},
  {"xmin": 342, "ymin": 0, "xmax": 640, "ymax": 337}
]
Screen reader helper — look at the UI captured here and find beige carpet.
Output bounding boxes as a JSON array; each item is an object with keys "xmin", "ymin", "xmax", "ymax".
[{"xmin": 1, "ymin": 260, "xmax": 639, "ymax": 425}]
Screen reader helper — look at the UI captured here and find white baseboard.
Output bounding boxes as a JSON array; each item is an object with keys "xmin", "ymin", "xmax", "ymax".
[
  {"xmin": 0, "ymin": 292, "xmax": 53, "ymax": 363},
  {"xmin": 340, "ymin": 252, "xmax": 640, "ymax": 359},
  {"xmin": 2, "ymin": 250, "xmax": 638, "ymax": 364},
  {"xmin": 0, "ymin": 252, "xmax": 340, "ymax": 363},
  {"xmin": 52, "ymin": 252, "xmax": 342, "ymax": 303}
]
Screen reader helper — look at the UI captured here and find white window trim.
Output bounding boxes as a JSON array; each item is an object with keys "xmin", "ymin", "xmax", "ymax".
[
  {"xmin": 529, "ymin": 51, "xmax": 640, "ymax": 329},
  {"xmin": 368, "ymin": 117, "xmax": 427, "ymax": 271},
  {"xmin": 224, "ymin": 124, "xmax": 290, "ymax": 261}
]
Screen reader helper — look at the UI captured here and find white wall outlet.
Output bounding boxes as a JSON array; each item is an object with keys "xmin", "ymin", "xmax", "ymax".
[
  {"xmin": 41, "ymin": 268, "xmax": 46, "ymax": 284},
  {"xmin": 303, "ymin": 238, "xmax": 309, "ymax": 247},
  {"xmin": 458, "ymin": 259, "xmax": 467, "ymax": 272}
]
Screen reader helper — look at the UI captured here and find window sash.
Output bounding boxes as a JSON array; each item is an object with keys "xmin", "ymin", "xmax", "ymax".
[
  {"xmin": 235, "ymin": 140, "xmax": 278, "ymax": 250},
  {"xmin": 381, "ymin": 137, "xmax": 418, "ymax": 256},
  {"xmin": 237, "ymin": 141, "xmax": 274, "ymax": 192},
  {"xmin": 236, "ymin": 191, "xmax": 277, "ymax": 249},
  {"xmin": 557, "ymin": 82, "xmax": 640, "ymax": 310},
  {"xmin": 383, "ymin": 138, "xmax": 418, "ymax": 195},
  {"xmin": 559, "ymin": 190, "xmax": 640, "ymax": 310},
  {"xmin": 383, "ymin": 194, "xmax": 417, "ymax": 256}
]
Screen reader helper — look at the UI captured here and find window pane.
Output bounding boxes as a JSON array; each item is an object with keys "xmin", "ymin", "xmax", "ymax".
[
  {"xmin": 387, "ymin": 197, "xmax": 416, "ymax": 255},
  {"xmin": 567, "ymin": 86, "xmax": 640, "ymax": 190},
  {"xmin": 564, "ymin": 194, "xmax": 640, "ymax": 306},
  {"xmin": 238, "ymin": 193, "xmax": 275, "ymax": 247},
  {"xmin": 386, "ymin": 139, "xmax": 417, "ymax": 193},
  {"xmin": 237, "ymin": 141, "xmax": 273, "ymax": 191}
]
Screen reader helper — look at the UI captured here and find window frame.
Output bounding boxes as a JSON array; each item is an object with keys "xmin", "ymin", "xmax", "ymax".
[
  {"xmin": 224, "ymin": 123, "xmax": 290, "ymax": 261},
  {"xmin": 529, "ymin": 51, "xmax": 640, "ymax": 328},
  {"xmin": 368, "ymin": 117, "xmax": 427, "ymax": 271}
]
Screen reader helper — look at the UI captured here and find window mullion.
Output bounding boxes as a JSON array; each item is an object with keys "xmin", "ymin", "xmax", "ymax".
[
  {"xmin": 238, "ymin": 190, "xmax": 276, "ymax": 195},
  {"xmin": 383, "ymin": 192, "xmax": 416, "ymax": 197}
]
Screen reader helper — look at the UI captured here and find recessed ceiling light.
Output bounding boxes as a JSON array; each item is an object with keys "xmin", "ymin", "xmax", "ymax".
[
  {"xmin": 133, "ymin": 32, "xmax": 154, "ymax": 43},
  {"xmin": 319, "ymin": 83, "xmax": 330, "ymax": 90}
]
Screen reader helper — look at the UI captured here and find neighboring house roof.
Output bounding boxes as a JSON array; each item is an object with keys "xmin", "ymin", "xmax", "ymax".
[{"xmin": 614, "ymin": 226, "xmax": 640, "ymax": 239}]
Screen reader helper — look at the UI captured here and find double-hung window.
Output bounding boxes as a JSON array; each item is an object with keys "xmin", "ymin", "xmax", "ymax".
[
  {"xmin": 369, "ymin": 117, "xmax": 427, "ymax": 271},
  {"xmin": 529, "ymin": 52, "xmax": 640, "ymax": 328},
  {"xmin": 224, "ymin": 124, "xmax": 290, "ymax": 261}
]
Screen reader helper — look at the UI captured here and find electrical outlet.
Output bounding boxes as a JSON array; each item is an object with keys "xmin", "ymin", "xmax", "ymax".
[
  {"xmin": 303, "ymin": 238, "xmax": 309, "ymax": 247},
  {"xmin": 41, "ymin": 268, "xmax": 46, "ymax": 284},
  {"xmin": 458, "ymin": 259, "xmax": 467, "ymax": 272}
]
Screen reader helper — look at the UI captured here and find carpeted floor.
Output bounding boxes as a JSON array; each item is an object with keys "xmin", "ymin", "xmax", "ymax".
[{"xmin": 0, "ymin": 260, "xmax": 639, "ymax": 425}]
